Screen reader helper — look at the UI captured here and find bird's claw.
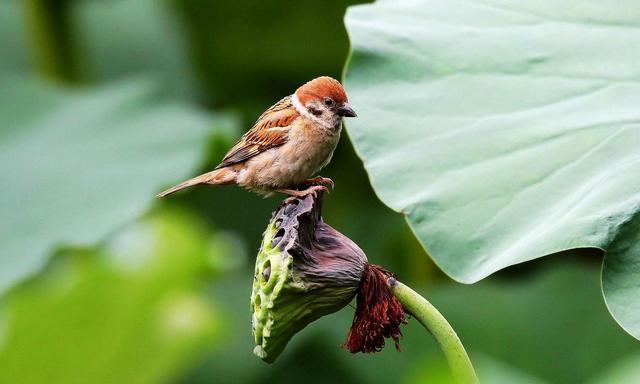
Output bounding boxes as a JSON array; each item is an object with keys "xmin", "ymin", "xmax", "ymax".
[
  {"xmin": 304, "ymin": 177, "xmax": 334, "ymax": 190},
  {"xmin": 279, "ymin": 185, "xmax": 328, "ymax": 205},
  {"xmin": 305, "ymin": 185, "xmax": 329, "ymax": 196},
  {"xmin": 280, "ymin": 185, "xmax": 329, "ymax": 205}
]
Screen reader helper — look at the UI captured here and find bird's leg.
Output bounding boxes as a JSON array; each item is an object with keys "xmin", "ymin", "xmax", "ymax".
[
  {"xmin": 277, "ymin": 185, "xmax": 328, "ymax": 196},
  {"xmin": 277, "ymin": 185, "xmax": 329, "ymax": 204},
  {"xmin": 304, "ymin": 176, "xmax": 334, "ymax": 190}
]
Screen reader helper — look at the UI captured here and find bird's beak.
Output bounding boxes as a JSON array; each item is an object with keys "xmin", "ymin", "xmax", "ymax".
[{"xmin": 338, "ymin": 103, "xmax": 357, "ymax": 117}]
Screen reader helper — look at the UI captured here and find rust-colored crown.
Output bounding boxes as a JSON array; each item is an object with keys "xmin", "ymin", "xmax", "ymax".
[{"xmin": 295, "ymin": 76, "xmax": 348, "ymax": 105}]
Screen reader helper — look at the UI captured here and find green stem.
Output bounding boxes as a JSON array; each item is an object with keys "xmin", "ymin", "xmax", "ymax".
[
  {"xmin": 390, "ymin": 279, "xmax": 479, "ymax": 384},
  {"xmin": 24, "ymin": 0, "xmax": 76, "ymax": 82}
]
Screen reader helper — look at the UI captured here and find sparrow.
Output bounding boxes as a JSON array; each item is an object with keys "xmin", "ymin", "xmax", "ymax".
[{"xmin": 157, "ymin": 76, "xmax": 357, "ymax": 198}]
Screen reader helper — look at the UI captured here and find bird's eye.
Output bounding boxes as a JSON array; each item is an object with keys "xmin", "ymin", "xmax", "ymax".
[{"xmin": 324, "ymin": 97, "xmax": 334, "ymax": 107}]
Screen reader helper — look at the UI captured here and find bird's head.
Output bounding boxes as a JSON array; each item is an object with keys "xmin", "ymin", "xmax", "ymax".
[{"xmin": 293, "ymin": 76, "xmax": 357, "ymax": 128}]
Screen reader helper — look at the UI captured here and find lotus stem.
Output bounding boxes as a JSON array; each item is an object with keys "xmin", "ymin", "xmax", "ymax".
[{"xmin": 389, "ymin": 279, "xmax": 479, "ymax": 384}]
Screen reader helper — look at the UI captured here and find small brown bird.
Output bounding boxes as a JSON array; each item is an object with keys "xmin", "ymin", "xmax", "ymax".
[{"xmin": 157, "ymin": 76, "xmax": 356, "ymax": 198}]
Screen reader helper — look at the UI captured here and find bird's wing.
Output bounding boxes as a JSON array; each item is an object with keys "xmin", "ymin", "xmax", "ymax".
[{"xmin": 216, "ymin": 96, "xmax": 299, "ymax": 168}]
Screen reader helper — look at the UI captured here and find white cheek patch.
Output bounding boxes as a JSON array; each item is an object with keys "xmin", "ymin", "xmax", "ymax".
[{"xmin": 291, "ymin": 94, "xmax": 333, "ymax": 129}]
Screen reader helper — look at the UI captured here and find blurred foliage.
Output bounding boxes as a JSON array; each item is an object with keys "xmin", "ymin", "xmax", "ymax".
[
  {"xmin": 588, "ymin": 353, "xmax": 640, "ymax": 384},
  {"xmin": 0, "ymin": 0, "xmax": 638, "ymax": 383},
  {"xmin": 0, "ymin": 1, "xmax": 29, "ymax": 74},
  {"xmin": 23, "ymin": 0, "xmax": 77, "ymax": 81},
  {"xmin": 173, "ymin": 0, "xmax": 368, "ymax": 111},
  {"xmin": 73, "ymin": 0, "xmax": 196, "ymax": 96},
  {"xmin": 0, "ymin": 208, "xmax": 242, "ymax": 383},
  {"xmin": 0, "ymin": 74, "xmax": 234, "ymax": 294}
]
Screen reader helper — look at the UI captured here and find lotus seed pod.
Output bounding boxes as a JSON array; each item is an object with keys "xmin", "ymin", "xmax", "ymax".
[{"xmin": 251, "ymin": 193, "xmax": 367, "ymax": 363}]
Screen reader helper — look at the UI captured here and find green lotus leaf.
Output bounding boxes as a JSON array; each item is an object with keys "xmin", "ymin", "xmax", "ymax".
[{"xmin": 344, "ymin": 0, "xmax": 640, "ymax": 337}]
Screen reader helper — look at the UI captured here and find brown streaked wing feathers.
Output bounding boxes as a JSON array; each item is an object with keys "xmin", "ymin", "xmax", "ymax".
[{"xmin": 216, "ymin": 96, "xmax": 298, "ymax": 168}]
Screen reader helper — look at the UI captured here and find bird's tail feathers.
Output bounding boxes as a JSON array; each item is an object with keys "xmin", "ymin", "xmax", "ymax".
[{"xmin": 156, "ymin": 168, "xmax": 234, "ymax": 197}]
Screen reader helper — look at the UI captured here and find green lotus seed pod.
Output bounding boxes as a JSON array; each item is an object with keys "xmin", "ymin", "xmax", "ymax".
[{"xmin": 251, "ymin": 193, "xmax": 367, "ymax": 363}]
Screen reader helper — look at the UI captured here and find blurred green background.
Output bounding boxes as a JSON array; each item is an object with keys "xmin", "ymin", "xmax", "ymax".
[{"xmin": 0, "ymin": 0, "xmax": 638, "ymax": 383}]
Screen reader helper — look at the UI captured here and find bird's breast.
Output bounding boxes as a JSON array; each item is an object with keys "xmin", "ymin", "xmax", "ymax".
[
  {"xmin": 277, "ymin": 121, "xmax": 341, "ymax": 183},
  {"xmin": 238, "ymin": 119, "xmax": 341, "ymax": 190}
]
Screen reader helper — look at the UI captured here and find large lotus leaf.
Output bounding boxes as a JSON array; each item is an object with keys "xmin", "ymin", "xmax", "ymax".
[
  {"xmin": 0, "ymin": 75, "xmax": 235, "ymax": 295},
  {"xmin": 344, "ymin": 0, "xmax": 640, "ymax": 337}
]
